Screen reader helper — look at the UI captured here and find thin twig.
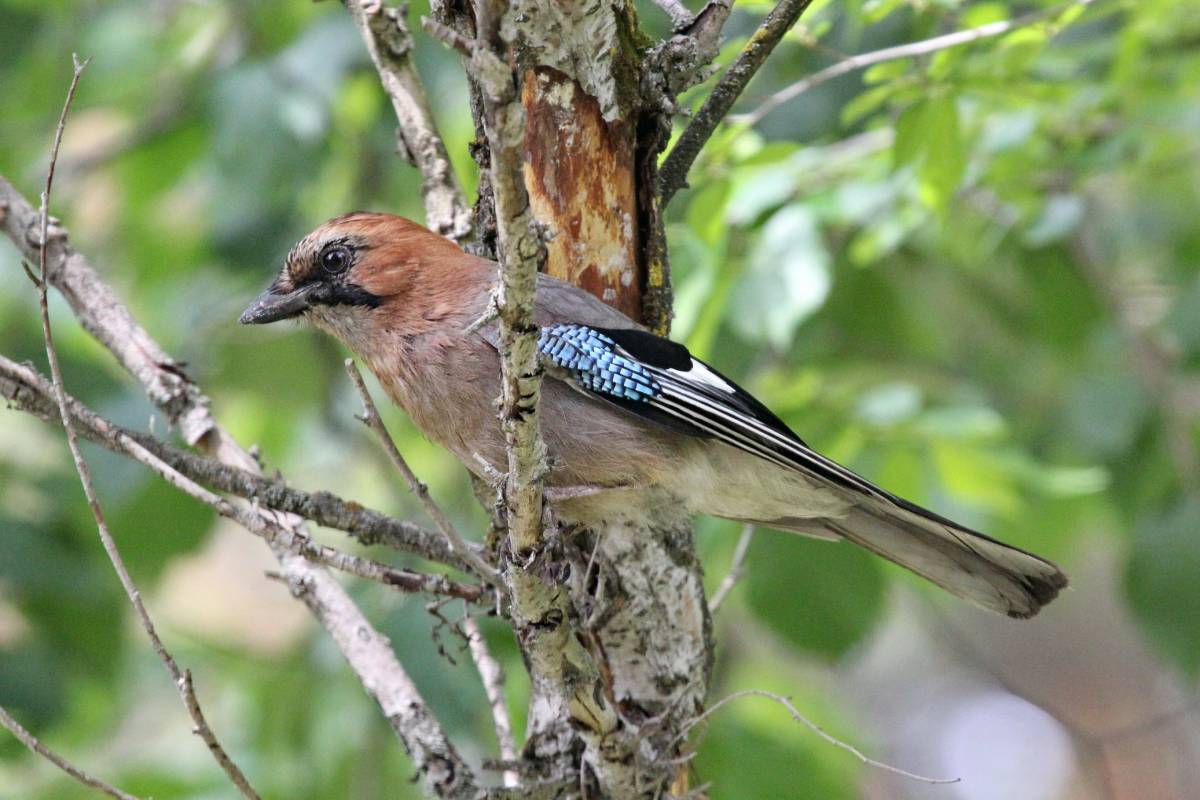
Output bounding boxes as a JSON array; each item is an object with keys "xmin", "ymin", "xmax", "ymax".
[
  {"xmin": 681, "ymin": 690, "xmax": 960, "ymax": 785},
  {"xmin": 421, "ymin": 16, "xmax": 475, "ymax": 57},
  {"xmin": 464, "ymin": 616, "xmax": 519, "ymax": 788},
  {"xmin": 345, "ymin": 359, "xmax": 503, "ymax": 585},
  {"xmin": 0, "ymin": 359, "xmax": 469, "ymax": 568},
  {"xmin": 658, "ymin": 0, "xmax": 818, "ymax": 203},
  {"xmin": 0, "ymin": 704, "xmax": 141, "ymax": 800},
  {"xmin": 35, "ymin": 57, "xmax": 257, "ymax": 796},
  {"xmin": 1, "ymin": 164, "xmax": 477, "ymax": 800},
  {"xmin": 471, "ymin": 0, "xmax": 550, "ymax": 557},
  {"xmin": 462, "ymin": 291, "xmax": 500, "ymax": 335},
  {"xmin": 708, "ymin": 524, "xmax": 753, "ymax": 614},
  {"xmin": 283, "ymin": 573, "xmax": 477, "ymax": 799},
  {"xmin": 730, "ymin": 0, "xmax": 1096, "ymax": 127},
  {"xmin": 0, "ymin": 356, "xmax": 488, "ymax": 604},
  {"xmin": 345, "ymin": 0, "xmax": 472, "ymax": 241},
  {"xmin": 30, "ymin": 55, "xmax": 261, "ymax": 800},
  {"xmin": 56, "ymin": 10, "xmax": 234, "ymax": 181},
  {"xmin": 430, "ymin": 0, "xmax": 619, "ymax": 761},
  {"xmin": 652, "ymin": 0, "xmax": 697, "ymax": 30}
]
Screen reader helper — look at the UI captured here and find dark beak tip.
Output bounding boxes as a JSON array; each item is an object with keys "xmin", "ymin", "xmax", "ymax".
[
  {"xmin": 238, "ymin": 301, "xmax": 269, "ymax": 325},
  {"xmin": 239, "ymin": 286, "xmax": 311, "ymax": 326}
]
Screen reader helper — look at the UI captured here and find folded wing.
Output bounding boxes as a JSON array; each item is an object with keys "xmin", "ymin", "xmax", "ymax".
[{"xmin": 535, "ymin": 323, "xmax": 1067, "ymax": 618}]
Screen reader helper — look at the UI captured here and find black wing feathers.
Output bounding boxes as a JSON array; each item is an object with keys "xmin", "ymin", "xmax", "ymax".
[
  {"xmin": 595, "ymin": 327, "xmax": 692, "ymax": 370},
  {"xmin": 569, "ymin": 326, "xmax": 1024, "ymax": 546},
  {"xmin": 538, "ymin": 324, "xmax": 1019, "ymax": 547},
  {"xmin": 592, "ymin": 327, "xmax": 808, "ymax": 447}
]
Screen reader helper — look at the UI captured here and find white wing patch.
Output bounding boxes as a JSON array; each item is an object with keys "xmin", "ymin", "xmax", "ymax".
[{"xmin": 668, "ymin": 360, "xmax": 736, "ymax": 394}]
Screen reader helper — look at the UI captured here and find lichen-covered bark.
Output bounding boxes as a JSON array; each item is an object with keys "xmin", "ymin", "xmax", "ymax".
[
  {"xmin": 427, "ymin": 0, "xmax": 732, "ymax": 793},
  {"xmin": 500, "ymin": 2, "xmax": 713, "ymax": 797}
]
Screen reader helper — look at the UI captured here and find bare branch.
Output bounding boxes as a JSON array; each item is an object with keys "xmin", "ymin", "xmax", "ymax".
[
  {"xmin": 279, "ymin": 564, "xmax": 476, "ymax": 798},
  {"xmin": 421, "ymin": 16, "xmax": 475, "ymax": 57},
  {"xmin": 0, "ymin": 704, "xmax": 141, "ymax": 800},
  {"xmin": 642, "ymin": 0, "xmax": 736, "ymax": 114},
  {"xmin": 708, "ymin": 524, "xmax": 753, "ymax": 614},
  {"xmin": 345, "ymin": 0, "xmax": 472, "ymax": 241},
  {"xmin": 0, "ymin": 361, "xmax": 469, "ymax": 568},
  {"xmin": 29, "ymin": 55, "xmax": 261, "ymax": 800},
  {"xmin": 426, "ymin": 2, "xmax": 620, "ymax": 774},
  {"xmin": 472, "ymin": 0, "xmax": 550, "ymax": 556},
  {"xmin": 730, "ymin": 0, "xmax": 1095, "ymax": 127},
  {"xmin": 0, "ymin": 172, "xmax": 478, "ymax": 799},
  {"xmin": 346, "ymin": 359, "xmax": 503, "ymax": 584},
  {"xmin": 658, "ymin": 0, "xmax": 817, "ymax": 204},
  {"xmin": 684, "ymin": 0, "xmax": 735, "ymax": 63},
  {"xmin": 0, "ymin": 356, "xmax": 489, "ymax": 605},
  {"xmin": 464, "ymin": 616, "xmax": 519, "ymax": 788},
  {"xmin": 682, "ymin": 690, "xmax": 960, "ymax": 785},
  {"xmin": 652, "ymin": 0, "xmax": 699, "ymax": 30},
  {"xmin": 0, "ymin": 178, "xmax": 227, "ymax": 459}
]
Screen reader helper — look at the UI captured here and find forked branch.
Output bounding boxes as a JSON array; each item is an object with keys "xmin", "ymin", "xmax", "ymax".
[
  {"xmin": 28, "ymin": 54, "xmax": 260, "ymax": 800},
  {"xmin": 658, "ymin": 0, "xmax": 818, "ymax": 203}
]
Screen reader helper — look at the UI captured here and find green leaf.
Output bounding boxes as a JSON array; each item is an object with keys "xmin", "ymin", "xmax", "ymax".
[
  {"xmin": 726, "ymin": 167, "xmax": 798, "ymax": 224},
  {"xmin": 669, "ymin": 225, "xmax": 722, "ymax": 340},
  {"xmin": 931, "ymin": 441, "xmax": 1022, "ymax": 515},
  {"xmin": 736, "ymin": 141, "xmax": 801, "ymax": 167},
  {"xmin": 962, "ymin": 2, "xmax": 1010, "ymax": 27},
  {"xmin": 928, "ymin": 47, "xmax": 965, "ymax": 81},
  {"xmin": 1023, "ymin": 194, "xmax": 1084, "ymax": 247},
  {"xmin": 892, "ymin": 94, "xmax": 968, "ymax": 210},
  {"xmin": 854, "ymin": 382, "xmax": 923, "ymax": 425},
  {"xmin": 847, "ymin": 207, "xmax": 921, "ymax": 264},
  {"xmin": 731, "ymin": 205, "xmax": 832, "ymax": 348},
  {"xmin": 685, "ymin": 179, "xmax": 731, "ymax": 246},
  {"xmin": 892, "ymin": 100, "xmax": 927, "ymax": 168},
  {"xmin": 917, "ymin": 94, "xmax": 966, "ymax": 210},
  {"xmin": 1055, "ymin": 1, "xmax": 1089, "ymax": 27},
  {"xmin": 747, "ymin": 533, "xmax": 884, "ymax": 660},
  {"xmin": 863, "ymin": 59, "xmax": 909, "ymax": 84},
  {"xmin": 840, "ymin": 84, "xmax": 897, "ymax": 127},
  {"xmin": 1126, "ymin": 499, "xmax": 1200, "ymax": 675},
  {"xmin": 862, "ymin": 0, "xmax": 907, "ymax": 23},
  {"xmin": 998, "ymin": 26, "xmax": 1049, "ymax": 72}
]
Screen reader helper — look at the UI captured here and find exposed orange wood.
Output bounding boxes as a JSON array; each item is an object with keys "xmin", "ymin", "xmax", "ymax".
[{"xmin": 521, "ymin": 66, "xmax": 642, "ymax": 322}]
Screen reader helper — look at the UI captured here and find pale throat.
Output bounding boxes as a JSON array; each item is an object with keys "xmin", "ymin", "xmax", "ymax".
[
  {"xmin": 306, "ymin": 305, "xmax": 384, "ymax": 359},
  {"xmin": 306, "ymin": 304, "xmax": 425, "ymax": 416}
]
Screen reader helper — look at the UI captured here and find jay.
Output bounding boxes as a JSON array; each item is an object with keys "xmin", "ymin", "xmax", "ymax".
[{"xmin": 241, "ymin": 212, "xmax": 1067, "ymax": 618}]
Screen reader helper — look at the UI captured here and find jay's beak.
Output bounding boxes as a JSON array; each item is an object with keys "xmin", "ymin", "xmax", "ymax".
[{"xmin": 239, "ymin": 284, "xmax": 315, "ymax": 325}]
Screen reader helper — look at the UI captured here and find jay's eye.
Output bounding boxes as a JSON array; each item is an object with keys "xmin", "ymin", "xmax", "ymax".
[{"xmin": 320, "ymin": 245, "xmax": 352, "ymax": 275}]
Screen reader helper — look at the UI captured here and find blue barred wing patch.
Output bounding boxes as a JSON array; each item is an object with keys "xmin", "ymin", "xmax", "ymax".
[{"xmin": 537, "ymin": 324, "xmax": 660, "ymax": 403}]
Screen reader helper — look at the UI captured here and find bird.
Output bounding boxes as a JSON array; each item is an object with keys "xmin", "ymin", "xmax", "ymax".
[{"xmin": 240, "ymin": 212, "xmax": 1067, "ymax": 619}]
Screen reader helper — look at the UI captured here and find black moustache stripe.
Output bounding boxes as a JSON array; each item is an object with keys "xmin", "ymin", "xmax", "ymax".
[{"xmin": 310, "ymin": 282, "xmax": 381, "ymax": 309}]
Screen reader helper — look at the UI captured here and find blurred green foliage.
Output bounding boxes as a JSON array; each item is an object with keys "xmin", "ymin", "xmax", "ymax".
[{"xmin": 1, "ymin": 0, "xmax": 1198, "ymax": 797}]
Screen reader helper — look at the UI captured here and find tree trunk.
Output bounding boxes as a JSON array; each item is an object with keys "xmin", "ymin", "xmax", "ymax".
[{"xmin": 440, "ymin": 1, "xmax": 714, "ymax": 795}]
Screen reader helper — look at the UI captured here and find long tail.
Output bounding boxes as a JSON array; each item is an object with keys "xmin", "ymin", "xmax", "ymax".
[{"xmin": 774, "ymin": 496, "xmax": 1068, "ymax": 619}]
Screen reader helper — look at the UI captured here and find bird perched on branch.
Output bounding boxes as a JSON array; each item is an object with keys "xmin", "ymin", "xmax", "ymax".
[{"xmin": 241, "ymin": 212, "xmax": 1067, "ymax": 618}]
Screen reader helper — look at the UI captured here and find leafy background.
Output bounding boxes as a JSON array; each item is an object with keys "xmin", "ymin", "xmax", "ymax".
[{"xmin": 2, "ymin": 0, "xmax": 1199, "ymax": 797}]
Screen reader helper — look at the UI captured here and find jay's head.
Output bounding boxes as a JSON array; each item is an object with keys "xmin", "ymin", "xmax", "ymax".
[{"xmin": 240, "ymin": 212, "xmax": 482, "ymax": 344}]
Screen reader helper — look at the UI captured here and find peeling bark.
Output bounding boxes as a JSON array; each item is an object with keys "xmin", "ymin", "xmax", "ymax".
[
  {"xmin": 523, "ymin": 67, "xmax": 641, "ymax": 319},
  {"xmin": 493, "ymin": 2, "xmax": 713, "ymax": 796},
  {"xmin": 426, "ymin": 0, "xmax": 741, "ymax": 793}
]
